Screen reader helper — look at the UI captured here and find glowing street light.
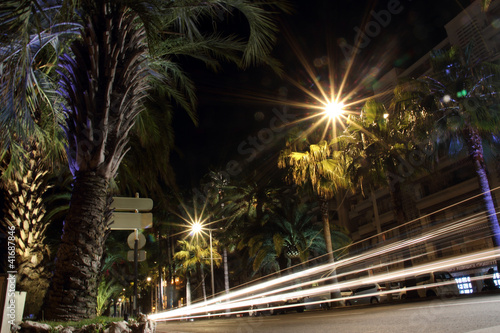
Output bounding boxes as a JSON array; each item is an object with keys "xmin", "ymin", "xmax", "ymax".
[
  {"xmin": 191, "ymin": 221, "xmax": 203, "ymax": 235},
  {"xmin": 324, "ymin": 101, "xmax": 345, "ymax": 119}
]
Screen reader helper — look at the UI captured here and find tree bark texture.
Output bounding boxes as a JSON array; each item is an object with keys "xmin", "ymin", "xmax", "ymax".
[
  {"xmin": 1, "ymin": 140, "xmax": 51, "ymax": 317},
  {"xmin": 44, "ymin": 172, "xmax": 108, "ymax": 320},
  {"xmin": 320, "ymin": 198, "xmax": 334, "ymax": 263}
]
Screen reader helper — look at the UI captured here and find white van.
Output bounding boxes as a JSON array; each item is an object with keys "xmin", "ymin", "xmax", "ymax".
[{"xmin": 415, "ymin": 271, "xmax": 460, "ymax": 298}]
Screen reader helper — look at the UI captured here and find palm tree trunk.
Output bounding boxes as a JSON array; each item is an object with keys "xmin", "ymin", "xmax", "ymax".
[
  {"xmin": 223, "ymin": 247, "xmax": 230, "ymax": 315},
  {"xmin": 200, "ymin": 269, "xmax": 207, "ymax": 302},
  {"xmin": 166, "ymin": 231, "xmax": 174, "ymax": 309},
  {"xmin": 44, "ymin": 172, "xmax": 109, "ymax": 321},
  {"xmin": 386, "ymin": 168, "xmax": 421, "ymax": 298},
  {"xmin": 223, "ymin": 247, "xmax": 230, "ymax": 294},
  {"xmin": 2, "ymin": 140, "xmax": 51, "ymax": 317},
  {"xmin": 320, "ymin": 198, "xmax": 334, "ymax": 263},
  {"xmin": 186, "ymin": 273, "xmax": 191, "ymax": 306},
  {"xmin": 466, "ymin": 128, "xmax": 500, "ymax": 273},
  {"xmin": 320, "ymin": 198, "xmax": 341, "ymax": 305}
]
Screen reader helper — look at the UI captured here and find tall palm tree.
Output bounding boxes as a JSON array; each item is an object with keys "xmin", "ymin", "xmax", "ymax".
[
  {"xmin": 393, "ymin": 45, "xmax": 500, "ymax": 271},
  {"xmin": 278, "ymin": 134, "xmax": 356, "ymax": 305},
  {"xmin": 201, "ymin": 170, "xmax": 233, "ymax": 298},
  {"xmin": 346, "ymin": 99, "xmax": 425, "ymax": 232},
  {"xmin": 278, "ymin": 139, "xmax": 353, "ymax": 263},
  {"xmin": 41, "ymin": 0, "xmax": 290, "ymax": 320},
  {"xmin": 0, "ymin": 1, "xmax": 72, "ymax": 317}
]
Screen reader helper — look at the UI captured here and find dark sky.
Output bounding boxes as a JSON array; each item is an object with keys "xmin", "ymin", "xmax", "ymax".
[{"xmin": 171, "ymin": 0, "xmax": 472, "ymax": 188}]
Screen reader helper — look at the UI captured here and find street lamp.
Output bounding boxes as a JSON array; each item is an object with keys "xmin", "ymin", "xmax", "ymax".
[
  {"xmin": 190, "ymin": 221, "xmax": 215, "ymax": 299},
  {"xmin": 324, "ymin": 101, "xmax": 345, "ymax": 119}
]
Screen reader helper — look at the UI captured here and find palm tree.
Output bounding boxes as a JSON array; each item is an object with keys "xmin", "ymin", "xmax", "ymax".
[
  {"xmin": 201, "ymin": 170, "xmax": 233, "ymax": 299},
  {"xmin": 221, "ymin": 180, "xmax": 282, "ymax": 230},
  {"xmin": 41, "ymin": 0, "xmax": 290, "ymax": 320},
  {"xmin": 393, "ymin": 45, "xmax": 500, "ymax": 271},
  {"xmin": 274, "ymin": 200, "xmax": 350, "ymax": 266},
  {"xmin": 235, "ymin": 196, "xmax": 351, "ymax": 276},
  {"xmin": 113, "ymin": 90, "xmax": 188, "ymax": 198},
  {"xmin": 346, "ymin": 99, "xmax": 424, "ymax": 232},
  {"xmin": 0, "ymin": 1, "xmax": 72, "ymax": 317},
  {"xmin": 243, "ymin": 201, "xmax": 333, "ymax": 274},
  {"xmin": 174, "ymin": 238, "xmax": 221, "ymax": 303},
  {"xmin": 278, "ymin": 139, "xmax": 353, "ymax": 263}
]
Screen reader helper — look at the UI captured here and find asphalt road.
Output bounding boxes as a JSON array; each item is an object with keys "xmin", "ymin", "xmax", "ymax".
[{"xmin": 155, "ymin": 294, "xmax": 500, "ymax": 333}]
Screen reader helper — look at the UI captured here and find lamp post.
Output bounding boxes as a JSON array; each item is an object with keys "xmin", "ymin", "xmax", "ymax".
[
  {"xmin": 209, "ymin": 229, "xmax": 214, "ymax": 299},
  {"xmin": 191, "ymin": 222, "xmax": 215, "ymax": 299},
  {"xmin": 147, "ymin": 276, "xmax": 153, "ymax": 313}
]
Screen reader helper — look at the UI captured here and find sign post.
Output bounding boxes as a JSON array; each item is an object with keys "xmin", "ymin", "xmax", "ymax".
[
  {"xmin": 109, "ymin": 194, "xmax": 153, "ymax": 317},
  {"xmin": 133, "ymin": 229, "xmax": 138, "ymax": 316}
]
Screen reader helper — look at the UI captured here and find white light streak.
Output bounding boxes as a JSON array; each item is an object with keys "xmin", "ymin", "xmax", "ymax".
[{"xmin": 150, "ymin": 198, "xmax": 500, "ymax": 322}]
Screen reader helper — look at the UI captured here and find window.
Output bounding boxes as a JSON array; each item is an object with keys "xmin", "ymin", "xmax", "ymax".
[
  {"xmin": 440, "ymin": 272, "xmax": 454, "ymax": 280},
  {"xmin": 494, "ymin": 272, "xmax": 500, "ymax": 287},
  {"xmin": 416, "ymin": 274, "xmax": 431, "ymax": 284},
  {"xmin": 355, "ymin": 285, "xmax": 375, "ymax": 293},
  {"xmin": 455, "ymin": 276, "xmax": 473, "ymax": 294}
]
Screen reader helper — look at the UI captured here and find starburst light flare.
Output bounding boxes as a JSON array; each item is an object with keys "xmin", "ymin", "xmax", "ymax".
[{"xmin": 324, "ymin": 101, "xmax": 345, "ymax": 119}]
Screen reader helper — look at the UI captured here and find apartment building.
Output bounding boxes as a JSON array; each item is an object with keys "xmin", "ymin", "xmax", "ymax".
[{"xmin": 338, "ymin": 0, "xmax": 500, "ymax": 293}]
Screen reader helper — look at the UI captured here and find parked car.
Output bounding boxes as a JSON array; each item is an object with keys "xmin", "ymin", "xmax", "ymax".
[
  {"xmin": 341, "ymin": 288, "xmax": 353, "ymax": 298},
  {"xmin": 344, "ymin": 283, "xmax": 387, "ymax": 306},
  {"xmin": 303, "ymin": 293, "xmax": 331, "ymax": 310},
  {"xmin": 415, "ymin": 271, "xmax": 460, "ymax": 298},
  {"xmin": 251, "ymin": 294, "xmax": 305, "ymax": 316},
  {"xmin": 303, "ymin": 288, "xmax": 353, "ymax": 310},
  {"xmin": 387, "ymin": 281, "xmax": 406, "ymax": 300}
]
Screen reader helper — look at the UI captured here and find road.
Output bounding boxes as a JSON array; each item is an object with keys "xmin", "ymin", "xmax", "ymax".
[{"xmin": 155, "ymin": 294, "xmax": 500, "ymax": 333}]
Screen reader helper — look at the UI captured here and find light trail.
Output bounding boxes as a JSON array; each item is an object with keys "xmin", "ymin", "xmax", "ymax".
[
  {"xmin": 153, "ymin": 214, "xmax": 492, "ymax": 318},
  {"xmin": 150, "ymin": 246, "xmax": 500, "ymax": 321},
  {"xmin": 149, "ymin": 209, "xmax": 498, "ymax": 321}
]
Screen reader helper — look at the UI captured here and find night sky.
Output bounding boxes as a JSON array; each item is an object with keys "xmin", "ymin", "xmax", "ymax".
[{"xmin": 171, "ymin": 0, "xmax": 473, "ymax": 188}]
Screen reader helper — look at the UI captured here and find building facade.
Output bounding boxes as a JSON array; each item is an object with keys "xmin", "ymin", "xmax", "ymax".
[{"xmin": 336, "ymin": 0, "xmax": 500, "ymax": 293}]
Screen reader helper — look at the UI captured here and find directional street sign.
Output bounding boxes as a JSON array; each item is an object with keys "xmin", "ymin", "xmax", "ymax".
[
  {"xmin": 109, "ymin": 196, "xmax": 153, "ymax": 230},
  {"xmin": 111, "ymin": 197, "xmax": 153, "ymax": 212},
  {"xmin": 109, "ymin": 212, "xmax": 152, "ymax": 230}
]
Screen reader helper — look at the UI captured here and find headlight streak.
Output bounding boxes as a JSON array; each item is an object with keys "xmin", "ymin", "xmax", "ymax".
[
  {"xmin": 150, "ymin": 243, "xmax": 500, "ymax": 322},
  {"xmin": 149, "ymin": 208, "xmax": 500, "ymax": 321}
]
